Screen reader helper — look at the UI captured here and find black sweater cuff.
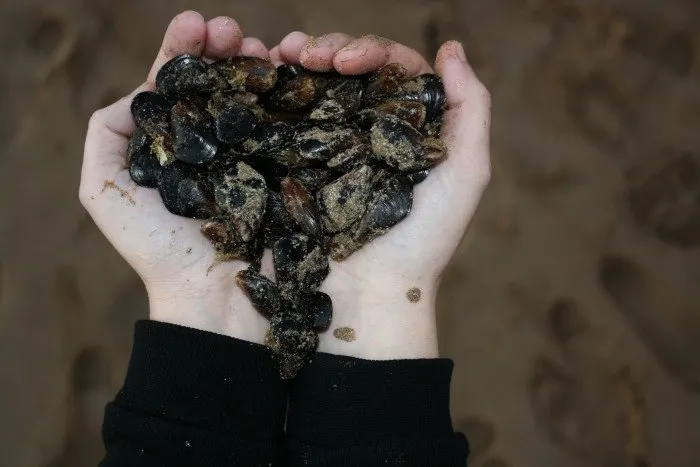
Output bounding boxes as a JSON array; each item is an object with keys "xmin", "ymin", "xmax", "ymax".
[
  {"xmin": 113, "ymin": 320, "xmax": 287, "ymax": 437},
  {"xmin": 101, "ymin": 320, "xmax": 288, "ymax": 467},
  {"xmin": 286, "ymin": 352, "xmax": 469, "ymax": 465}
]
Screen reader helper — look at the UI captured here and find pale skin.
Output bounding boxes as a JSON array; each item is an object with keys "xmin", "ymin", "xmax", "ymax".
[{"xmin": 80, "ymin": 11, "xmax": 491, "ymax": 361}]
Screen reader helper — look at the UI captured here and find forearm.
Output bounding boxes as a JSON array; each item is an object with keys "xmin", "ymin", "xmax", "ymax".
[{"xmin": 100, "ymin": 321, "xmax": 287, "ymax": 467}]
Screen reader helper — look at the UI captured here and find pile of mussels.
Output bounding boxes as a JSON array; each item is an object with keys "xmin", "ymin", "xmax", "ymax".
[{"xmin": 128, "ymin": 54, "xmax": 447, "ymax": 378}]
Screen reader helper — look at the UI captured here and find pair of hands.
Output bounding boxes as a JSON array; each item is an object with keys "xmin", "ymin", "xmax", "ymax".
[{"xmin": 81, "ymin": 11, "xmax": 491, "ymax": 360}]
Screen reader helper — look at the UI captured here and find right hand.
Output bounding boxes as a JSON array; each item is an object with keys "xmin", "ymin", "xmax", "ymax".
[{"xmin": 80, "ymin": 11, "xmax": 272, "ymax": 344}]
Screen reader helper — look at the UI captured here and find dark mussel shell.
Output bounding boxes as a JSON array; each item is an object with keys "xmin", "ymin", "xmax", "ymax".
[
  {"xmin": 267, "ymin": 311, "xmax": 319, "ymax": 379},
  {"xmin": 211, "ymin": 56, "xmax": 277, "ymax": 92},
  {"xmin": 171, "ymin": 102, "xmax": 219, "ymax": 165},
  {"xmin": 238, "ymin": 121, "xmax": 294, "ymax": 155},
  {"xmin": 157, "ymin": 162, "xmax": 216, "ymax": 219},
  {"xmin": 362, "ymin": 63, "xmax": 408, "ymax": 105},
  {"xmin": 326, "ymin": 141, "xmax": 371, "ymax": 173},
  {"xmin": 288, "ymin": 167, "xmax": 332, "ymax": 192},
  {"xmin": 281, "ymin": 177, "xmax": 322, "ymax": 238},
  {"xmin": 208, "ymin": 93, "xmax": 257, "ymax": 143},
  {"xmin": 355, "ymin": 174, "xmax": 413, "ymax": 244},
  {"xmin": 260, "ymin": 190, "xmax": 296, "ymax": 247},
  {"xmin": 235, "ymin": 268, "xmax": 282, "ymax": 318},
  {"xmin": 156, "ymin": 54, "xmax": 225, "ymax": 96},
  {"xmin": 405, "ymin": 168, "xmax": 431, "ymax": 184},
  {"xmin": 294, "ymin": 126, "xmax": 356, "ymax": 162},
  {"xmin": 246, "ymin": 157, "xmax": 288, "ymax": 191},
  {"xmin": 373, "ymin": 100, "xmax": 427, "ymax": 129},
  {"xmin": 130, "ymin": 91, "xmax": 175, "ymax": 165},
  {"xmin": 370, "ymin": 114, "xmax": 446, "ymax": 172},
  {"xmin": 273, "ymin": 234, "xmax": 329, "ymax": 295},
  {"xmin": 213, "ymin": 162, "xmax": 268, "ymax": 242},
  {"xmin": 393, "ymin": 73, "xmax": 446, "ymax": 125},
  {"xmin": 264, "ymin": 65, "xmax": 319, "ymax": 112},
  {"xmin": 309, "ymin": 78, "xmax": 364, "ymax": 122},
  {"xmin": 299, "ymin": 291, "xmax": 333, "ymax": 331},
  {"xmin": 127, "ymin": 128, "xmax": 161, "ymax": 188},
  {"xmin": 317, "ymin": 165, "xmax": 374, "ymax": 233}
]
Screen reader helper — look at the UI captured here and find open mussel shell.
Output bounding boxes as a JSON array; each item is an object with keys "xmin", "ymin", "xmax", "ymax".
[
  {"xmin": 212, "ymin": 56, "xmax": 277, "ymax": 92},
  {"xmin": 370, "ymin": 114, "xmax": 446, "ymax": 172},
  {"xmin": 156, "ymin": 54, "xmax": 224, "ymax": 96},
  {"xmin": 280, "ymin": 177, "xmax": 322, "ymax": 239},
  {"xmin": 236, "ymin": 269, "xmax": 282, "ymax": 318},
  {"xmin": 273, "ymin": 234, "xmax": 329, "ymax": 295},
  {"xmin": 213, "ymin": 162, "xmax": 268, "ymax": 242},
  {"xmin": 127, "ymin": 128, "xmax": 161, "ymax": 188},
  {"xmin": 157, "ymin": 162, "xmax": 217, "ymax": 219},
  {"xmin": 171, "ymin": 102, "xmax": 219, "ymax": 165},
  {"xmin": 208, "ymin": 93, "xmax": 257, "ymax": 143},
  {"xmin": 318, "ymin": 165, "xmax": 374, "ymax": 233}
]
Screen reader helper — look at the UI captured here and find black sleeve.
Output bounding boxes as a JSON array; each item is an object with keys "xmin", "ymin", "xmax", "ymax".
[
  {"xmin": 285, "ymin": 352, "xmax": 470, "ymax": 466},
  {"xmin": 99, "ymin": 320, "xmax": 288, "ymax": 467}
]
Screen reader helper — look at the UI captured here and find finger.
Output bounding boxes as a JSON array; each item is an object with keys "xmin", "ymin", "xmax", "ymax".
[
  {"xmin": 434, "ymin": 41, "xmax": 491, "ymax": 187},
  {"xmin": 239, "ymin": 37, "xmax": 270, "ymax": 59},
  {"xmin": 278, "ymin": 31, "xmax": 310, "ymax": 65},
  {"xmin": 81, "ymin": 83, "xmax": 154, "ymax": 199},
  {"xmin": 269, "ymin": 46, "xmax": 283, "ymax": 66},
  {"xmin": 202, "ymin": 16, "xmax": 243, "ymax": 60},
  {"xmin": 333, "ymin": 35, "xmax": 433, "ymax": 76},
  {"xmin": 147, "ymin": 11, "xmax": 207, "ymax": 83},
  {"xmin": 299, "ymin": 33, "xmax": 354, "ymax": 71}
]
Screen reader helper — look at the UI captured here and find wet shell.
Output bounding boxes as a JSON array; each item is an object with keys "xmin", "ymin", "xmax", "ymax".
[
  {"xmin": 265, "ymin": 65, "xmax": 318, "ymax": 111},
  {"xmin": 294, "ymin": 126, "xmax": 356, "ymax": 162},
  {"xmin": 171, "ymin": 102, "xmax": 219, "ymax": 164},
  {"xmin": 288, "ymin": 167, "xmax": 332, "ymax": 192},
  {"xmin": 393, "ymin": 73, "xmax": 446, "ymax": 125},
  {"xmin": 236, "ymin": 269, "xmax": 282, "ymax": 318},
  {"xmin": 300, "ymin": 291, "xmax": 333, "ymax": 331},
  {"xmin": 309, "ymin": 78, "xmax": 364, "ymax": 122},
  {"xmin": 213, "ymin": 162, "xmax": 268, "ymax": 242},
  {"xmin": 156, "ymin": 54, "xmax": 225, "ymax": 96},
  {"xmin": 267, "ymin": 311, "xmax": 319, "ymax": 379},
  {"xmin": 239, "ymin": 121, "xmax": 294, "ymax": 155},
  {"xmin": 273, "ymin": 234, "xmax": 329, "ymax": 295},
  {"xmin": 326, "ymin": 141, "xmax": 371, "ymax": 172},
  {"xmin": 363, "ymin": 63, "xmax": 408, "ymax": 105},
  {"xmin": 317, "ymin": 165, "xmax": 374, "ymax": 233},
  {"xmin": 260, "ymin": 190, "xmax": 296, "ymax": 247},
  {"xmin": 370, "ymin": 114, "xmax": 446, "ymax": 172},
  {"xmin": 208, "ymin": 93, "xmax": 257, "ymax": 143},
  {"xmin": 127, "ymin": 128, "xmax": 161, "ymax": 188},
  {"xmin": 281, "ymin": 178, "xmax": 323, "ymax": 238},
  {"xmin": 157, "ymin": 162, "xmax": 216, "ymax": 219},
  {"xmin": 355, "ymin": 175, "xmax": 413, "ymax": 244},
  {"xmin": 211, "ymin": 56, "xmax": 277, "ymax": 92}
]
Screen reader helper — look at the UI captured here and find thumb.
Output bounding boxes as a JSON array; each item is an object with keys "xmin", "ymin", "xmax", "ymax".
[{"xmin": 434, "ymin": 41, "xmax": 491, "ymax": 192}]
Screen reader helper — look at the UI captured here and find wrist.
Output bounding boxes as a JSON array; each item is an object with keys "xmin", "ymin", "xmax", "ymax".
[
  {"xmin": 146, "ymin": 273, "xmax": 269, "ymax": 344},
  {"xmin": 319, "ymin": 273, "xmax": 439, "ymax": 360}
]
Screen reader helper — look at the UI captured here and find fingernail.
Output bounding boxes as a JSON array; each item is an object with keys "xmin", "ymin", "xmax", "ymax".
[{"xmin": 455, "ymin": 42, "xmax": 467, "ymax": 63}]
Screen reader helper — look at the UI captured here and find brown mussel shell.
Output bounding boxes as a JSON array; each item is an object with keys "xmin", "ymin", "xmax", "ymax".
[
  {"xmin": 362, "ymin": 63, "xmax": 408, "ymax": 105},
  {"xmin": 393, "ymin": 73, "xmax": 446, "ymax": 125},
  {"xmin": 236, "ymin": 269, "xmax": 282, "ymax": 318},
  {"xmin": 260, "ymin": 190, "xmax": 296, "ymax": 247},
  {"xmin": 294, "ymin": 126, "xmax": 356, "ymax": 162},
  {"xmin": 211, "ymin": 56, "xmax": 277, "ymax": 92},
  {"xmin": 280, "ymin": 178, "xmax": 323, "ymax": 239}
]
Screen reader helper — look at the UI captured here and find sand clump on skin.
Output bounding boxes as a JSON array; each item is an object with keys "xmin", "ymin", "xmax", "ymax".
[{"xmin": 333, "ymin": 327, "xmax": 357, "ymax": 342}]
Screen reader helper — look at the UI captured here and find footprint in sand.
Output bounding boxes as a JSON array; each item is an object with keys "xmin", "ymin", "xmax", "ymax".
[
  {"xmin": 628, "ymin": 153, "xmax": 700, "ymax": 248},
  {"xmin": 599, "ymin": 254, "xmax": 700, "ymax": 392}
]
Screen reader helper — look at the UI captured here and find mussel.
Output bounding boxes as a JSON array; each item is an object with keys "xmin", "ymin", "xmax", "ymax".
[
  {"xmin": 370, "ymin": 114, "xmax": 446, "ymax": 172},
  {"xmin": 157, "ymin": 162, "xmax": 217, "ymax": 219},
  {"xmin": 280, "ymin": 178, "xmax": 323, "ymax": 239},
  {"xmin": 212, "ymin": 56, "xmax": 277, "ymax": 92},
  {"xmin": 318, "ymin": 165, "xmax": 374, "ymax": 233},
  {"xmin": 213, "ymin": 162, "xmax": 268, "ymax": 242},
  {"xmin": 236, "ymin": 268, "xmax": 282, "ymax": 318},
  {"xmin": 171, "ymin": 101, "xmax": 219, "ymax": 165},
  {"xmin": 208, "ymin": 92, "xmax": 258, "ymax": 143},
  {"xmin": 156, "ymin": 54, "xmax": 225, "ymax": 96},
  {"xmin": 127, "ymin": 128, "xmax": 161, "ymax": 187}
]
